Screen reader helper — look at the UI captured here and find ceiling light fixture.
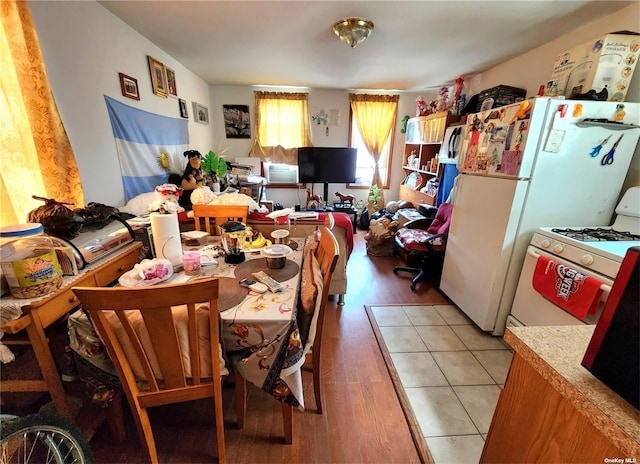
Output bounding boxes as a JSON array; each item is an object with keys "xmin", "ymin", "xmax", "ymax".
[{"xmin": 332, "ymin": 17, "xmax": 374, "ymax": 48}]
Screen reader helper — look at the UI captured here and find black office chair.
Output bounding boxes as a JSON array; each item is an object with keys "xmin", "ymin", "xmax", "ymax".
[{"xmin": 393, "ymin": 203, "xmax": 453, "ymax": 290}]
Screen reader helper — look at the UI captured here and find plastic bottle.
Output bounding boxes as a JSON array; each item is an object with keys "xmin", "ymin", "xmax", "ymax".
[{"xmin": 0, "ymin": 223, "xmax": 63, "ymax": 299}]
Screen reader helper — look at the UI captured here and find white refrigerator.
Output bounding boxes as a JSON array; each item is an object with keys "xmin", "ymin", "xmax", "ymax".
[{"xmin": 439, "ymin": 97, "xmax": 640, "ymax": 336}]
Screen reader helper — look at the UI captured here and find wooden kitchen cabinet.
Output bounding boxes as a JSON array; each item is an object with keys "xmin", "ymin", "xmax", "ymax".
[
  {"xmin": 481, "ymin": 326, "xmax": 639, "ymax": 463},
  {"xmin": 400, "ymin": 112, "xmax": 458, "ymax": 207}
]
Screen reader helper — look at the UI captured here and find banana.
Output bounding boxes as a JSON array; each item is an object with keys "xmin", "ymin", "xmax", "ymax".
[
  {"xmin": 250, "ymin": 233, "xmax": 266, "ymax": 249},
  {"xmin": 265, "ymin": 239, "xmax": 272, "ymax": 247}
]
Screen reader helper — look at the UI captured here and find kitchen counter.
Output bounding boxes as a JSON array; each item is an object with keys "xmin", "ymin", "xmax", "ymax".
[{"xmin": 481, "ymin": 325, "xmax": 639, "ymax": 462}]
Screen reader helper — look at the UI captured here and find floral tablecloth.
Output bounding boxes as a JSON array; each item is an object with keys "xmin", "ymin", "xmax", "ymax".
[{"xmin": 194, "ymin": 239, "xmax": 306, "ymax": 409}]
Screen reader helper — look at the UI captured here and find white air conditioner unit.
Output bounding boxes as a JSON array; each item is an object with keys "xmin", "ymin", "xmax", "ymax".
[{"xmin": 264, "ymin": 163, "xmax": 298, "ymax": 184}]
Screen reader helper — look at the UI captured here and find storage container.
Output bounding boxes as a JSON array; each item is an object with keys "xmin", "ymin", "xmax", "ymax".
[
  {"xmin": 545, "ymin": 31, "xmax": 640, "ymax": 101},
  {"xmin": 0, "ymin": 223, "xmax": 63, "ymax": 299},
  {"xmin": 475, "ymin": 85, "xmax": 527, "ymax": 112}
]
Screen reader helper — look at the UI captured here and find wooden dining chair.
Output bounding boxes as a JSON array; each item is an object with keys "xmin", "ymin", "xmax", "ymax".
[
  {"xmin": 72, "ymin": 278, "xmax": 227, "ymax": 464},
  {"xmin": 234, "ymin": 227, "xmax": 339, "ymax": 440},
  {"xmin": 323, "ymin": 211, "xmax": 335, "ymax": 230},
  {"xmin": 306, "ymin": 226, "xmax": 339, "ymax": 414},
  {"xmin": 193, "ymin": 204, "xmax": 249, "ymax": 235}
]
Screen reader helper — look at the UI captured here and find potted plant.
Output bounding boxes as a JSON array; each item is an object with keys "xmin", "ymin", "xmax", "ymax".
[{"xmin": 201, "ymin": 150, "xmax": 228, "ymax": 191}]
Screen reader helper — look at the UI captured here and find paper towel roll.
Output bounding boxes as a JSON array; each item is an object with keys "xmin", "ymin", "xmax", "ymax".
[{"xmin": 150, "ymin": 212, "xmax": 182, "ymax": 267}]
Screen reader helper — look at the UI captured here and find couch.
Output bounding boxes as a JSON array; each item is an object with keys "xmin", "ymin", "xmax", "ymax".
[{"xmin": 246, "ymin": 212, "xmax": 353, "ymax": 304}]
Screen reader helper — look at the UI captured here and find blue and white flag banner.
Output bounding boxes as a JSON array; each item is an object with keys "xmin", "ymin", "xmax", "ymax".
[{"xmin": 104, "ymin": 96, "xmax": 189, "ymax": 201}]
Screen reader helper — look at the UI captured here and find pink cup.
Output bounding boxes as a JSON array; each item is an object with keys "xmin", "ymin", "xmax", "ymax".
[{"xmin": 182, "ymin": 251, "xmax": 201, "ymax": 276}]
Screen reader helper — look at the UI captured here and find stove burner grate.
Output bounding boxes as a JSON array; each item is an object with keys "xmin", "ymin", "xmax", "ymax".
[{"xmin": 551, "ymin": 227, "xmax": 640, "ymax": 242}]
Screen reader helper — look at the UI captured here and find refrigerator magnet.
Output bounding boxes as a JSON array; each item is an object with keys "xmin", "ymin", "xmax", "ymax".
[{"xmin": 543, "ymin": 107, "xmax": 566, "ymax": 153}]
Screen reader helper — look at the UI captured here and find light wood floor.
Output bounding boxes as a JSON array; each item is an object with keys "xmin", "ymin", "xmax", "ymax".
[{"xmin": 89, "ymin": 230, "xmax": 451, "ymax": 463}]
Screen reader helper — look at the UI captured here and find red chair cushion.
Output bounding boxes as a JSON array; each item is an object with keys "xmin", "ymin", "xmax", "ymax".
[
  {"xmin": 427, "ymin": 202, "xmax": 453, "ymax": 235},
  {"xmin": 395, "ymin": 229, "xmax": 446, "ymax": 253}
]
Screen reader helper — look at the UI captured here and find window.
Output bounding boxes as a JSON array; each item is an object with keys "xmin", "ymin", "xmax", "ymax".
[
  {"xmin": 348, "ymin": 94, "xmax": 399, "ymax": 189},
  {"xmin": 250, "ymin": 91, "xmax": 311, "ymax": 165},
  {"xmin": 1, "ymin": 1, "xmax": 83, "ymax": 226},
  {"xmin": 349, "ymin": 113, "xmax": 392, "ymax": 187}
]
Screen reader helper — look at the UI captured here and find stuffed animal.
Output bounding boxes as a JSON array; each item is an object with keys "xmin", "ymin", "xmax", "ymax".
[{"xmin": 416, "ymin": 96, "xmax": 428, "ymax": 116}]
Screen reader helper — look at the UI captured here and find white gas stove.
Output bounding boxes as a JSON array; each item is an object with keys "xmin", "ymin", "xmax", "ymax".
[
  {"xmin": 509, "ymin": 187, "xmax": 639, "ymax": 328},
  {"xmin": 536, "ymin": 186, "xmax": 640, "ymax": 278}
]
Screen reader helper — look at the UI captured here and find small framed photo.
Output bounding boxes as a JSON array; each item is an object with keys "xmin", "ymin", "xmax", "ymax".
[
  {"xmin": 166, "ymin": 67, "xmax": 177, "ymax": 97},
  {"xmin": 193, "ymin": 102, "xmax": 209, "ymax": 124},
  {"xmin": 118, "ymin": 73, "xmax": 140, "ymax": 100},
  {"xmin": 147, "ymin": 56, "xmax": 168, "ymax": 97},
  {"xmin": 179, "ymin": 98, "xmax": 188, "ymax": 118}
]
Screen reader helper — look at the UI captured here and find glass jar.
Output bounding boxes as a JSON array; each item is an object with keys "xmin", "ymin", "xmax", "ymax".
[{"xmin": 0, "ymin": 223, "xmax": 63, "ymax": 299}]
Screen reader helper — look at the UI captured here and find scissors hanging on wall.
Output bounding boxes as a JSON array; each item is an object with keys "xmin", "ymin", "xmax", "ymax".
[
  {"xmin": 589, "ymin": 135, "xmax": 611, "ymax": 157},
  {"xmin": 601, "ymin": 134, "xmax": 624, "ymax": 166}
]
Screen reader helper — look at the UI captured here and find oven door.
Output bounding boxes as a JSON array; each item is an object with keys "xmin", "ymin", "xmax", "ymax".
[{"xmin": 510, "ymin": 245, "xmax": 613, "ymax": 327}]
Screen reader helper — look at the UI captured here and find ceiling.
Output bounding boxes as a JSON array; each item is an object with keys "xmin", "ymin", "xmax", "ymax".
[{"xmin": 99, "ymin": 0, "xmax": 634, "ymax": 92}]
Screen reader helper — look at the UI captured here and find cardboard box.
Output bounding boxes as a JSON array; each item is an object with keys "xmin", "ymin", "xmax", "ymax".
[{"xmin": 545, "ymin": 31, "xmax": 640, "ymax": 101}]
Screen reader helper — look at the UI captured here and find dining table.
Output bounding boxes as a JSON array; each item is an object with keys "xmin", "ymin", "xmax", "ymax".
[{"xmin": 176, "ymin": 237, "xmax": 307, "ymax": 409}]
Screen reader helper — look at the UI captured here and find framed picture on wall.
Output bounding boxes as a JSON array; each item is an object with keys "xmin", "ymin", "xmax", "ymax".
[
  {"xmin": 118, "ymin": 73, "xmax": 140, "ymax": 100},
  {"xmin": 193, "ymin": 102, "xmax": 209, "ymax": 124},
  {"xmin": 179, "ymin": 98, "xmax": 188, "ymax": 118},
  {"xmin": 166, "ymin": 67, "xmax": 177, "ymax": 97},
  {"xmin": 147, "ymin": 56, "xmax": 168, "ymax": 97},
  {"xmin": 223, "ymin": 104, "xmax": 251, "ymax": 138}
]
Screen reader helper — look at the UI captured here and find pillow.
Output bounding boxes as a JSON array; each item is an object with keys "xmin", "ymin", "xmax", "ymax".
[
  {"xmin": 118, "ymin": 192, "xmax": 157, "ymax": 217},
  {"xmin": 298, "ymin": 254, "xmax": 318, "ymax": 345},
  {"xmin": 303, "ymin": 255, "xmax": 324, "ymax": 355},
  {"xmin": 191, "ymin": 189, "xmax": 263, "ymax": 213},
  {"xmin": 427, "ymin": 203, "xmax": 453, "ymax": 235},
  {"xmin": 297, "ymin": 254, "xmax": 323, "ymax": 352},
  {"xmin": 303, "ymin": 230, "xmax": 320, "ymax": 257}
]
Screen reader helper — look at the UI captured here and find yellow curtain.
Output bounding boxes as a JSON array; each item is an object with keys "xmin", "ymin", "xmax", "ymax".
[
  {"xmin": 0, "ymin": 0, "xmax": 83, "ymax": 227},
  {"xmin": 249, "ymin": 91, "xmax": 311, "ymax": 164},
  {"xmin": 350, "ymin": 93, "xmax": 398, "ymax": 213}
]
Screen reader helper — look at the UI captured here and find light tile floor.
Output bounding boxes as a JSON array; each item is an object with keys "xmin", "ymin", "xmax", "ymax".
[{"xmin": 369, "ymin": 304, "xmax": 514, "ymax": 464}]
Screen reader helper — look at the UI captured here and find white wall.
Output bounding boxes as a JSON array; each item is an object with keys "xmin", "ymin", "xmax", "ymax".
[
  {"xmin": 28, "ymin": 1, "xmax": 638, "ymax": 210},
  {"xmin": 208, "ymin": 85, "xmax": 435, "ymax": 208},
  {"xmin": 467, "ymin": 3, "xmax": 639, "ymax": 194},
  {"xmin": 29, "ymin": 1, "xmax": 215, "ymax": 207}
]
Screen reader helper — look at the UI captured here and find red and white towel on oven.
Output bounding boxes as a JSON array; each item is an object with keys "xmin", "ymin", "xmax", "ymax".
[{"xmin": 532, "ymin": 255, "xmax": 603, "ymax": 320}]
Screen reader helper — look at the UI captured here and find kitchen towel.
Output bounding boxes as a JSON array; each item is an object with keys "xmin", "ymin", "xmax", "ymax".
[
  {"xmin": 532, "ymin": 255, "xmax": 603, "ymax": 320},
  {"xmin": 150, "ymin": 212, "xmax": 182, "ymax": 267}
]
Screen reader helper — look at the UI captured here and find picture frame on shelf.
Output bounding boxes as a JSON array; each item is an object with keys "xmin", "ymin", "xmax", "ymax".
[
  {"xmin": 147, "ymin": 56, "xmax": 168, "ymax": 97},
  {"xmin": 403, "ymin": 172, "xmax": 425, "ymax": 190},
  {"xmin": 118, "ymin": 73, "xmax": 140, "ymax": 100},
  {"xmin": 179, "ymin": 98, "xmax": 188, "ymax": 118},
  {"xmin": 193, "ymin": 102, "xmax": 209, "ymax": 124},
  {"xmin": 166, "ymin": 67, "xmax": 177, "ymax": 97}
]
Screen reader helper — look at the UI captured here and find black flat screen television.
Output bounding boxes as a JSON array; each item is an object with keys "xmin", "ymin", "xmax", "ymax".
[{"xmin": 297, "ymin": 147, "xmax": 357, "ymax": 184}]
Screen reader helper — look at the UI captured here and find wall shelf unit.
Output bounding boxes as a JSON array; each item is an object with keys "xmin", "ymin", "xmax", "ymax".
[{"xmin": 400, "ymin": 112, "xmax": 458, "ymax": 207}]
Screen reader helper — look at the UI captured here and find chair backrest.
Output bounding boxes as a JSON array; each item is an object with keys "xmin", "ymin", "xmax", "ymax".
[
  {"xmin": 193, "ymin": 204, "xmax": 249, "ymax": 235},
  {"xmin": 72, "ymin": 278, "xmax": 226, "ymax": 462},
  {"xmin": 426, "ymin": 202, "xmax": 453, "ymax": 235},
  {"xmin": 305, "ymin": 227, "xmax": 339, "ymax": 352},
  {"xmin": 323, "ymin": 212, "xmax": 335, "ymax": 230}
]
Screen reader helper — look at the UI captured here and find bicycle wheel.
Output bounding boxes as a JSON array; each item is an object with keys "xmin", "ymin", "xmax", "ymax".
[{"xmin": 0, "ymin": 412, "xmax": 93, "ymax": 464}]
